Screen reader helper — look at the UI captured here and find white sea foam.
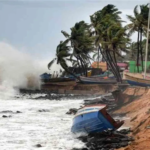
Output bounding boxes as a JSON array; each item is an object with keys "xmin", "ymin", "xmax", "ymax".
[
  {"xmin": 0, "ymin": 42, "xmax": 47, "ymax": 90},
  {"xmin": 0, "ymin": 95, "xmax": 85, "ymax": 150}
]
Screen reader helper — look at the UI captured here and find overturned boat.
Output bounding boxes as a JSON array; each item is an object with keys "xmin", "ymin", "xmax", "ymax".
[{"xmin": 71, "ymin": 104, "xmax": 124, "ymax": 134}]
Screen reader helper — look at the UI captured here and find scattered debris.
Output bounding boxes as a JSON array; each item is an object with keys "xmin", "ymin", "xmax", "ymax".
[{"xmin": 73, "ymin": 129, "xmax": 133, "ymax": 150}]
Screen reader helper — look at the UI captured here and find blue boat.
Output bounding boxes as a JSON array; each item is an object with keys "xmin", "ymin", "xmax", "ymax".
[{"xmin": 71, "ymin": 104, "xmax": 124, "ymax": 134}]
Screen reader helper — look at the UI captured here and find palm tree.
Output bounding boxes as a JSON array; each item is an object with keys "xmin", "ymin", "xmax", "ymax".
[
  {"xmin": 90, "ymin": 4, "xmax": 127, "ymax": 82},
  {"xmin": 61, "ymin": 21, "xmax": 95, "ymax": 76},
  {"xmin": 126, "ymin": 4, "xmax": 149, "ymax": 72},
  {"xmin": 48, "ymin": 41, "xmax": 80, "ymax": 79}
]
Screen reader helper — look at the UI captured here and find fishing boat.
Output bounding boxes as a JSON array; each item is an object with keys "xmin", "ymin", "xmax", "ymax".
[
  {"xmin": 90, "ymin": 71, "xmax": 114, "ymax": 78},
  {"xmin": 41, "ymin": 77, "xmax": 75, "ymax": 83},
  {"xmin": 78, "ymin": 76, "xmax": 117, "ymax": 84},
  {"xmin": 71, "ymin": 104, "xmax": 124, "ymax": 134},
  {"xmin": 124, "ymin": 73, "xmax": 150, "ymax": 87}
]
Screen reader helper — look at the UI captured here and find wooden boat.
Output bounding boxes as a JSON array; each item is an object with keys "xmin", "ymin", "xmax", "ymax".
[
  {"xmin": 78, "ymin": 76, "xmax": 117, "ymax": 84},
  {"xmin": 124, "ymin": 73, "xmax": 150, "ymax": 87},
  {"xmin": 41, "ymin": 77, "xmax": 75, "ymax": 83},
  {"xmin": 71, "ymin": 104, "xmax": 124, "ymax": 134}
]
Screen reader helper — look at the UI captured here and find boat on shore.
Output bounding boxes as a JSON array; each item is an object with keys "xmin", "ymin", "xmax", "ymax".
[
  {"xmin": 78, "ymin": 76, "xmax": 117, "ymax": 84},
  {"xmin": 124, "ymin": 73, "xmax": 150, "ymax": 87},
  {"xmin": 41, "ymin": 77, "xmax": 75, "ymax": 83},
  {"xmin": 71, "ymin": 104, "xmax": 124, "ymax": 134}
]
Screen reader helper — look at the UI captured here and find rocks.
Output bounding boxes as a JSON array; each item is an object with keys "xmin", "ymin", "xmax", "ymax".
[
  {"xmin": 19, "ymin": 89, "xmax": 94, "ymax": 100},
  {"xmin": 1, "ymin": 110, "xmax": 22, "ymax": 118},
  {"xmin": 0, "ymin": 110, "xmax": 22, "ymax": 114},
  {"xmin": 0, "ymin": 110, "xmax": 13, "ymax": 113},
  {"xmin": 16, "ymin": 111, "xmax": 22, "ymax": 113},
  {"xmin": 35, "ymin": 144, "xmax": 42, "ymax": 147},
  {"xmin": 38, "ymin": 109, "xmax": 50, "ymax": 112},
  {"xmin": 2, "ymin": 115, "xmax": 12, "ymax": 118},
  {"xmin": 74, "ymin": 129, "xmax": 133, "ymax": 150},
  {"xmin": 66, "ymin": 108, "xmax": 78, "ymax": 115}
]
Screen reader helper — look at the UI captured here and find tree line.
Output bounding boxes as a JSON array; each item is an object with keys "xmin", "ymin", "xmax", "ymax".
[{"xmin": 48, "ymin": 4, "xmax": 149, "ymax": 82}]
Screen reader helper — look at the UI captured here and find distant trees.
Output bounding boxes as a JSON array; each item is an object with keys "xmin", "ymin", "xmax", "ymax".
[{"xmin": 126, "ymin": 4, "xmax": 149, "ymax": 72}]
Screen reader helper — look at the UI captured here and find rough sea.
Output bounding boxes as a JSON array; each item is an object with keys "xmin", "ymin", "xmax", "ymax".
[{"xmin": 0, "ymin": 88, "xmax": 85, "ymax": 150}]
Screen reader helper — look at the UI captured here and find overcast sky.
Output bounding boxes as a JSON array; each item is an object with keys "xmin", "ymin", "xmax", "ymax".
[{"xmin": 0, "ymin": 0, "xmax": 149, "ymax": 66}]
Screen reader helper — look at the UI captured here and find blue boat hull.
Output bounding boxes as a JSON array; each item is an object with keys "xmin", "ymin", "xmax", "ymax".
[
  {"xmin": 71, "ymin": 111, "xmax": 114, "ymax": 133},
  {"xmin": 127, "ymin": 80, "xmax": 150, "ymax": 87}
]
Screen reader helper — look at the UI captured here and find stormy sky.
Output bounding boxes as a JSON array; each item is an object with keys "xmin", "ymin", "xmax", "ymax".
[{"xmin": 0, "ymin": 0, "xmax": 148, "ymax": 71}]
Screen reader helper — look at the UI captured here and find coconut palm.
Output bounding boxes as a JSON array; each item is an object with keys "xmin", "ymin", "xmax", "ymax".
[
  {"xmin": 48, "ymin": 41, "xmax": 80, "ymax": 79},
  {"xmin": 90, "ymin": 4, "xmax": 127, "ymax": 82},
  {"xmin": 126, "ymin": 4, "xmax": 149, "ymax": 72},
  {"xmin": 61, "ymin": 21, "xmax": 95, "ymax": 76}
]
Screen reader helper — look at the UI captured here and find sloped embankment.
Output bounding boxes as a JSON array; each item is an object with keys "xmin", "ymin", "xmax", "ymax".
[{"xmin": 113, "ymin": 87, "xmax": 150, "ymax": 150}]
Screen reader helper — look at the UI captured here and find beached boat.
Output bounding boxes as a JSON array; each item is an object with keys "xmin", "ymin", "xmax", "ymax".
[
  {"xmin": 41, "ymin": 77, "xmax": 75, "ymax": 83},
  {"xmin": 78, "ymin": 76, "xmax": 117, "ymax": 84},
  {"xmin": 71, "ymin": 104, "xmax": 124, "ymax": 134},
  {"xmin": 90, "ymin": 71, "xmax": 114, "ymax": 78},
  {"xmin": 124, "ymin": 73, "xmax": 150, "ymax": 87}
]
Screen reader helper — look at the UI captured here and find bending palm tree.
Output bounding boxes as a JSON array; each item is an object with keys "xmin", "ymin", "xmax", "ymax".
[{"xmin": 48, "ymin": 41, "xmax": 80, "ymax": 79}]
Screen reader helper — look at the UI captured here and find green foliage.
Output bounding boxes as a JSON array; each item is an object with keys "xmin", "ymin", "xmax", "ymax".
[{"xmin": 48, "ymin": 3, "xmax": 150, "ymax": 79}]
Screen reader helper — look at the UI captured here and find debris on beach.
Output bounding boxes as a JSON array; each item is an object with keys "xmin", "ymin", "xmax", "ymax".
[
  {"xmin": 73, "ymin": 129, "xmax": 134, "ymax": 150},
  {"xmin": 71, "ymin": 91, "xmax": 133, "ymax": 150}
]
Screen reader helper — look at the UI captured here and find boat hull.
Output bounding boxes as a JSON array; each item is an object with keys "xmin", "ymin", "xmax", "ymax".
[
  {"xmin": 126, "ymin": 80, "xmax": 150, "ymax": 87},
  {"xmin": 71, "ymin": 105, "xmax": 123, "ymax": 134},
  {"xmin": 71, "ymin": 111, "xmax": 114, "ymax": 133},
  {"xmin": 78, "ymin": 76, "xmax": 117, "ymax": 84},
  {"xmin": 124, "ymin": 73, "xmax": 150, "ymax": 87}
]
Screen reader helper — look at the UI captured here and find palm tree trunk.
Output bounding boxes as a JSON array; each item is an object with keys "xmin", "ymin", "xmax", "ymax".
[
  {"xmin": 78, "ymin": 55, "xmax": 87, "ymax": 76},
  {"xmin": 97, "ymin": 46, "xmax": 100, "ymax": 68},
  {"xmin": 60, "ymin": 63, "xmax": 81, "ymax": 81},
  {"xmin": 99, "ymin": 46, "xmax": 117, "ymax": 79},
  {"xmin": 80, "ymin": 56, "xmax": 88, "ymax": 77},
  {"xmin": 113, "ymin": 50, "xmax": 122, "ymax": 82},
  {"xmin": 137, "ymin": 29, "xmax": 140, "ymax": 72},
  {"xmin": 106, "ymin": 50, "xmax": 120, "ymax": 82},
  {"xmin": 140, "ymin": 28, "xmax": 144, "ymax": 71},
  {"xmin": 105, "ymin": 50, "xmax": 119, "ymax": 82},
  {"xmin": 75, "ymin": 55, "xmax": 83, "ymax": 75}
]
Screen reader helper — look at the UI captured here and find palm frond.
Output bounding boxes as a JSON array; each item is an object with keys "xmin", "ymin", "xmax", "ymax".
[
  {"xmin": 61, "ymin": 30, "xmax": 70, "ymax": 38},
  {"xmin": 48, "ymin": 58, "xmax": 56, "ymax": 69}
]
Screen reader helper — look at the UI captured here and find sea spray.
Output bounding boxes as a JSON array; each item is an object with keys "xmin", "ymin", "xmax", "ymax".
[{"xmin": 0, "ymin": 42, "xmax": 47, "ymax": 95}]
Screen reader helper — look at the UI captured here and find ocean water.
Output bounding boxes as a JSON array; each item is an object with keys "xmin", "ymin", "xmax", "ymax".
[{"xmin": 0, "ymin": 92, "xmax": 85, "ymax": 150}]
